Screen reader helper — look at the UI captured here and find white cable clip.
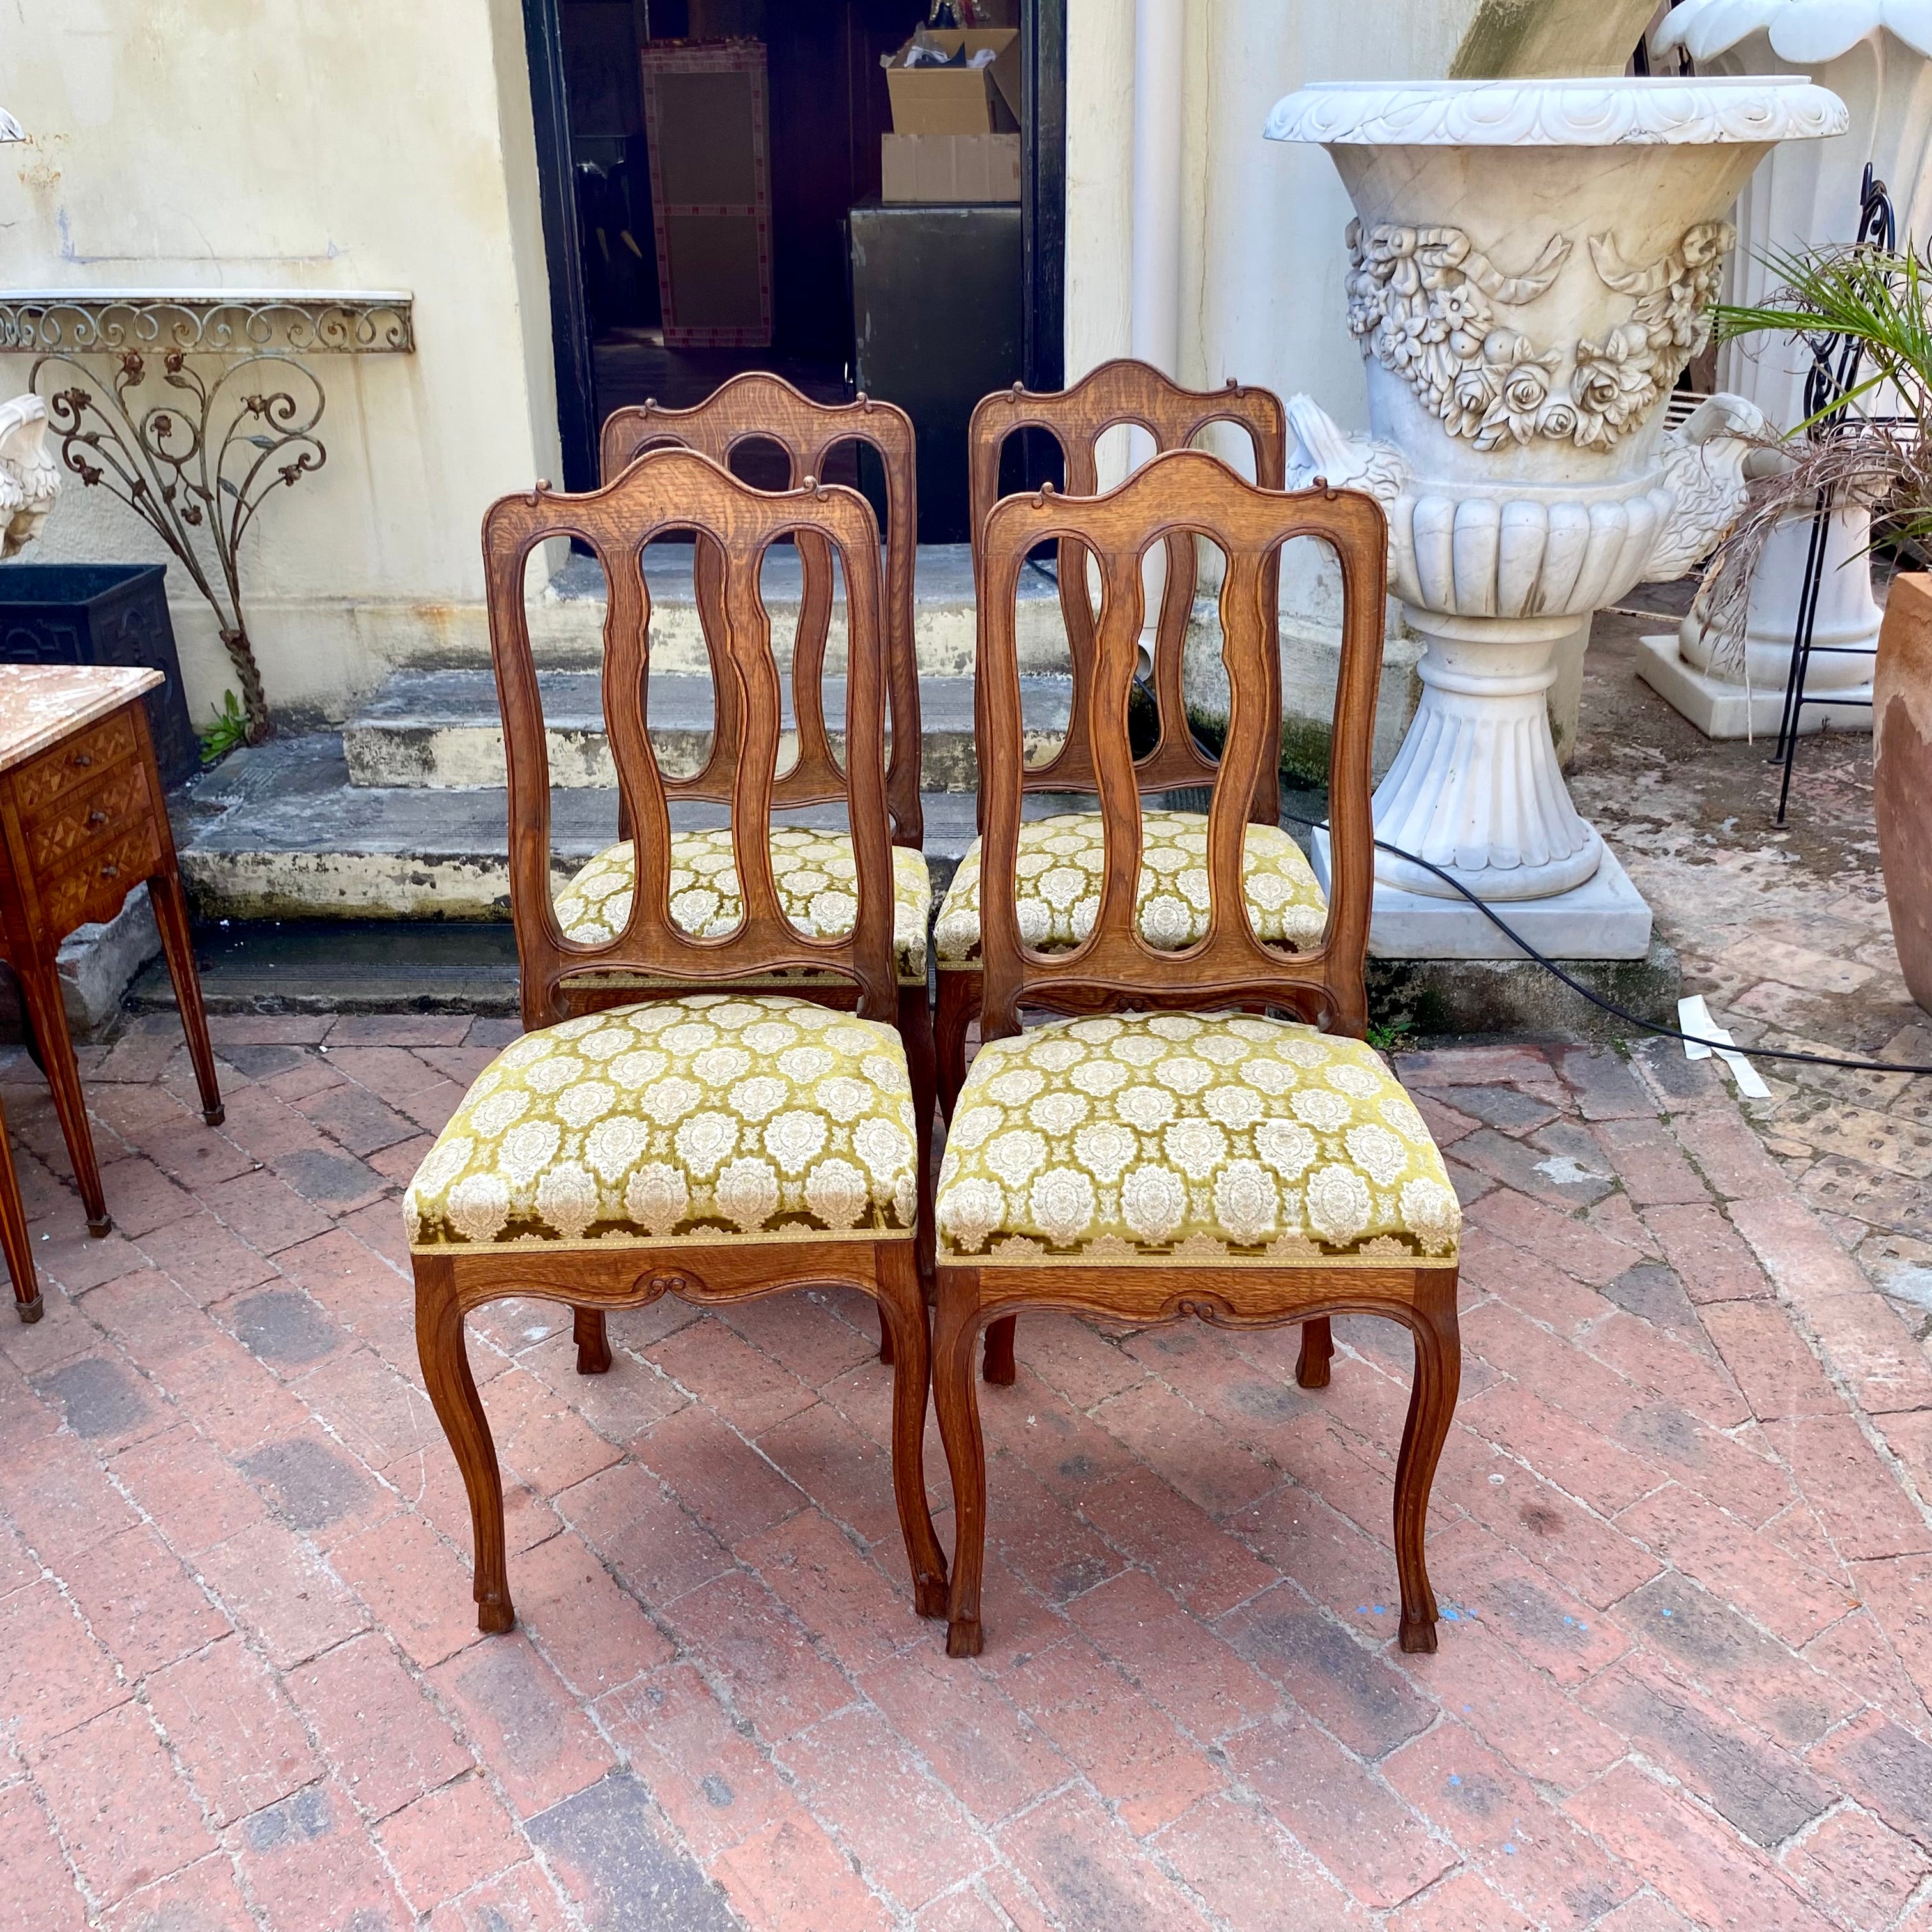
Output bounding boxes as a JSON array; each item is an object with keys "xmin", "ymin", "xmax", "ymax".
[{"xmin": 1678, "ymin": 994, "xmax": 1770, "ymax": 1100}]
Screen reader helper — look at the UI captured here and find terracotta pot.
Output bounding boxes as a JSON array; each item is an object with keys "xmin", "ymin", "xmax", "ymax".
[{"xmin": 1874, "ymin": 572, "xmax": 1932, "ymax": 1012}]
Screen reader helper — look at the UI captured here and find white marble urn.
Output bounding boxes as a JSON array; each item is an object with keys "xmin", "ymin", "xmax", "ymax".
[
  {"xmin": 0, "ymin": 396, "xmax": 60, "ymax": 560},
  {"xmin": 1266, "ymin": 77, "xmax": 1846, "ymax": 932}
]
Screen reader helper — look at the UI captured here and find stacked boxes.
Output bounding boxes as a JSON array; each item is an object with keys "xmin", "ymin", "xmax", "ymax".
[{"xmin": 880, "ymin": 28, "xmax": 1021, "ymax": 204}]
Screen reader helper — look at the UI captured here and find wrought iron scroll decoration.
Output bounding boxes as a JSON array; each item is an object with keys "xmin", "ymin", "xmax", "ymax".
[{"xmin": 0, "ymin": 291, "xmax": 414, "ymax": 745}]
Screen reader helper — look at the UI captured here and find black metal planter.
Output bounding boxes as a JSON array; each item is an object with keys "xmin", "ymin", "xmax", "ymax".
[{"xmin": 0, "ymin": 564, "xmax": 199, "ymax": 788}]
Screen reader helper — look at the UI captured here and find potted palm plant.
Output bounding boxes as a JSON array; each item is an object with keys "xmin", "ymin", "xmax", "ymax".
[{"xmin": 1708, "ymin": 239, "xmax": 1932, "ymax": 1008}]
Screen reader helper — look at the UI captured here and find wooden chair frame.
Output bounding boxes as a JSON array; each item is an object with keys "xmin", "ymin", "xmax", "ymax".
[
  {"xmin": 943, "ymin": 359, "xmax": 1291, "ymax": 1383},
  {"xmin": 939, "ymin": 360, "xmax": 1289, "ymax": 1112},
  {"xmin": 933, "ymin": 450, "xmax": 1460, "ymax": 1660},
  {"xmin": 424, "ymin": 449, "xmax": 947, "ymax": 1636},
  {"xmin": 599, "ymin": 374, "xmax": 937, "ymax": 1303}
]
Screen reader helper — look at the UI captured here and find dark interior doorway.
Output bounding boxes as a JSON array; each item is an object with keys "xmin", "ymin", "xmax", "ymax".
[
  {"xmin": 523, "ymin": 0, "xmax": 1064, "ymax": 512},
  {"xmin": 558, "ymin": 0, "xmax": 908, "ymax": 422}
]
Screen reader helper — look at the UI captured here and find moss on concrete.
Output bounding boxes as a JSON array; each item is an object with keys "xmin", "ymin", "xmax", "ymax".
[
  {"xmin": 1278, "ymin": 718, "xmax": 1334, "ymax": 791},
  {"xmin": 1367, "ymin": 942, "xmax": 1683, "ymax": 1045}
]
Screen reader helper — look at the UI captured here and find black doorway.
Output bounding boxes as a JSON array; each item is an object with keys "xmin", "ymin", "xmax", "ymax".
[{"xmin": 521, "ymin": 0, "xmax": 1064, "ymax": 496}]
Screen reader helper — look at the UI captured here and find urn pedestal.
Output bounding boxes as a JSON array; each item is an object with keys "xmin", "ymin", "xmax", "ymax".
[
  {"xmin": 1264, "ymin": 76, "xmax": 1847, "ymax": 958},
  {"xmin": 1636, "ymin": 502, "xmax": 1883, "ymax": 739}
]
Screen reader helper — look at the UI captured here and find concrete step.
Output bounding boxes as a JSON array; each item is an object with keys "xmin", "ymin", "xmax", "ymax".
[
  {"xmin": 341, "ymin": 668, "xmax": 1073, "ymax": 792},
  {"xmin": 525, "ymin": 542, "xmax": 1073, "ymax": 680},
  {"xmin": 174, "ymin": 733, "xmax": 986, "ymax": 922}
]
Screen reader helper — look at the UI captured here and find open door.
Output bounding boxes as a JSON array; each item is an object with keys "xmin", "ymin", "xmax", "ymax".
[{"xmin": 522, "ymin": 0, "xmax": 1064, "ymax": 502}]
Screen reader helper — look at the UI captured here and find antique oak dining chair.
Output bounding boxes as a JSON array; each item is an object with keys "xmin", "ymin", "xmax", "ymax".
[
  {"xmin": 406, "ymin": 449, "xmax": 947, "ymax": 1636},
  {"xmin": 936, "ymin": 360, "xmax": 1324, "ymax": 1381},
  {"xmin": 931, "ymin": 451, "xmax": 1461, "ymax": 1659},
  {"xmin": 593, "ymin": 376, "xmax": 933, "ymax": 1321}
]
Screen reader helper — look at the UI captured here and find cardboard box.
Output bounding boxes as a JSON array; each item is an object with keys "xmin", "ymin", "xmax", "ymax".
[
  {"xmin": 881, "ymin": 132, "xmax": 1020, "ymax": 204},
  {"xmin": 884, "ymin": 29, "xmax": 1022, "ymax": 135}
]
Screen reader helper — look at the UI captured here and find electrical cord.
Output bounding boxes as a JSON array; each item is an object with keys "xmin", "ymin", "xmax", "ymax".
[
  {"xmin": 1018, "ymin": 622, "xmax": 1926, "ymax": 1079},
  {"xmin": 1276, "ymin": 806, "xmax": 1932, "ymax": 1080}
]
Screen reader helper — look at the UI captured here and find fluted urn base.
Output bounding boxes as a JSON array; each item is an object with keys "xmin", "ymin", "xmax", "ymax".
[{"xmin": 1372, "ymin": 612, "xmax": 1604, "ymax": 901}]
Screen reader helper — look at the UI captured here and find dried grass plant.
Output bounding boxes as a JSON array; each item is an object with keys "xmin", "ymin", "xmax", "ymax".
[{"xmin": 1699, "ymin": 241, "xmax": 1932, "ymax": 676}]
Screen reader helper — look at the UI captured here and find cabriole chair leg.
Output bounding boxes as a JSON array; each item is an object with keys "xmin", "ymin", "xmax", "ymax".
[
  {"xmin": 1393, "ymin": 1278, "xmax": 1461, "ymax": 1654},
  {"xmin": 932, "ymin": 1275, "xmax": 988, "ymax": 1657},
  {"xmin": 416, "ymin": 1256, "xmax": 514, "ymax": 1634}
]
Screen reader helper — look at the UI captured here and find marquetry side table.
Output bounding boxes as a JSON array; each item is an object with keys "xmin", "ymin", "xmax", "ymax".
[{"xmin": 0, "ymin": 664, "xmax": 223, "ymax": 1280}]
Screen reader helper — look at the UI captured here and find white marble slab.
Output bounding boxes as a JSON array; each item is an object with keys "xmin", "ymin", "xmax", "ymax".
[
  {"xmin": 0, "ymin": 664, "xmax": 162, "ymax": 774},
  {"xmin": 1636, "ymin": 632, "xmax": 1872, "ymax": 740}
]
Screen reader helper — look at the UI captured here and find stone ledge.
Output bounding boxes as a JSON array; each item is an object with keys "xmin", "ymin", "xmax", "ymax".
[{"xmin": 1369, "ymin": 940, "xmax": 1684, "ymax": 1045}]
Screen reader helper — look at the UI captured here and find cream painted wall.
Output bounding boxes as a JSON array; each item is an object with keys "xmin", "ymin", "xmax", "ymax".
[{"xmin": 0, "ymin": 0, "xmax": 563, "ymax": 726}]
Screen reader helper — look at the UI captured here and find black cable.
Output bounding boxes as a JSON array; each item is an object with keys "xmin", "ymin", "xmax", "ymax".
[
  {"xmin": 1278, "ymin": 808, "xmax": 1932, "ymax": 1080},
  {"xmin": 1008, "ymin": 611, "xmax": 1926, "ymax": 1078}
]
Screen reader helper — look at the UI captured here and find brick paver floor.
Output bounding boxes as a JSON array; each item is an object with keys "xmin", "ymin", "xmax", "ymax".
[
  {"xmin": 1574, "ymin": 610, "xmax": 1932, "ymax": 1376},
  {"xmin": 1, "ymin": 1009, "xmax": 1929, "ymax": 1930}
]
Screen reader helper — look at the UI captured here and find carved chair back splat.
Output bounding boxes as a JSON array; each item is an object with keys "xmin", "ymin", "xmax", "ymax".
[
  {"xmin": 600, "ymin": 372, "xmax": 923, "ymax": 849},
  {"xmin": 931, "ymin": 452, "xmax": 1462, "ymax": 1664},
  {"xmin": 966, "ymin": 358, "xmax": 1289, "ymax": 820},
  {"xmin": 481, "ymin": 446, "xmax": 899, "ymax": 1031}
]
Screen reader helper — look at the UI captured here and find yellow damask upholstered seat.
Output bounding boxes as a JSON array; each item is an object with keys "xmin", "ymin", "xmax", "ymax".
[
  {"xmin": 935, "ymin": 1010, "xmax": 1459, "ymax": 1266},
  {"xmin": 406, "ymin": 994, "xmax": 920, "ymax": 1249},
  {"xmin": 555, "ymin": 828, "xmax": 932, "ymax": 986},
  {"xmin": 933, "ymin": 811, "xmax": 1327, "ymax": 969}
]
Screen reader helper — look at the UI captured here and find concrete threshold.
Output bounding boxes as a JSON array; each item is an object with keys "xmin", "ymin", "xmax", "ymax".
[{"xmin": 129, "ymin": 919, "xmax": 525, "ymax": 1016}]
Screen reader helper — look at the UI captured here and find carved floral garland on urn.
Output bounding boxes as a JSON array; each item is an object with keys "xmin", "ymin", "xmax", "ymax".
[{"xmin": 1346, "ymin": 217, "xmax": 1735, "ymax": 452}]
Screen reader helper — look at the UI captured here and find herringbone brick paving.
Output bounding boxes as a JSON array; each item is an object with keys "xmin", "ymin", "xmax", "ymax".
[{"xmin": 0, "ymin": 1010, "xmax": 1928, "ymax": 1930}]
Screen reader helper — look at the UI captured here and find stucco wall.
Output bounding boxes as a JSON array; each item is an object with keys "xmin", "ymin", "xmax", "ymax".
[{"xmin": 0, "ymin": 0, "xmax": 563, "ymax": 728}]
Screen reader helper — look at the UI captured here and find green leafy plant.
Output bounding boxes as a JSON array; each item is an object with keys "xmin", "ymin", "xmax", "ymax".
[
  {"xmin": 197, "ymin": 689, "xmax": 249, "ymax": 767},
  {"xmin": 1366, "ymin": 1015, "xmax": 1415, "ymax": 1055},
  {"xmin": 1701, "ymin": 241, "xmax": 1932, "ymax": 645},
  {"xmin": 1715, "ymin": 241, "xmax": 1932, "ymax": 439}
]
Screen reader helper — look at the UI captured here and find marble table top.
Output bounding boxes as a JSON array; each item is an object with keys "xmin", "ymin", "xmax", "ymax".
[{"xmin": 0, "ymin": 664, "xmax": 163, "ymax": 774}]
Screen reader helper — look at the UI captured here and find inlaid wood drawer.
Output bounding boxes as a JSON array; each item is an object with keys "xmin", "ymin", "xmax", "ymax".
[
  {"xmin": 12, "ymin": 711, "xmax": 141, "ymax": 815},
  {"xmin": 39, "ymin": 820, "xmax": 160, "ymax": 935},
  {"xmin": 24, "ymin": 760, "xmax": 153, "ymax": 875}
]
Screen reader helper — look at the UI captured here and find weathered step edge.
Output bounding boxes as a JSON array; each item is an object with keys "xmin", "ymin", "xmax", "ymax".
[{"xmin": 341, "ymin": 671, "xmax": 1071, "ymax": 792}]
